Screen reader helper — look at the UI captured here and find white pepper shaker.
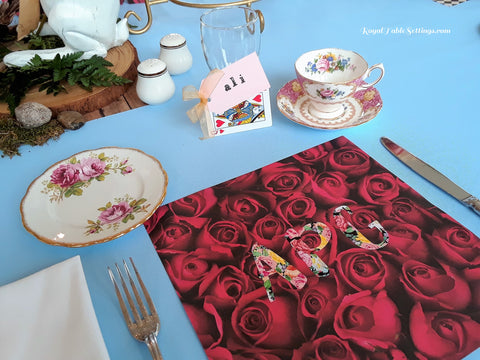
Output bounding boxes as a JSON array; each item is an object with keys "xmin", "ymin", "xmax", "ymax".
[
  {"xmin": 159, "ymin": 33, "xmax": 193, "ymax": 75},
  {"xmin": 136, "ymin": 59, "xmax": 175, "ymax": 105}
]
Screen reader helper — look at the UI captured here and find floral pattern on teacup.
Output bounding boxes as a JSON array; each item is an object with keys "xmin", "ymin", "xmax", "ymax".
[
  {"xmin": 305, "ymin": 52, "xmax": 356, "ymax": 75},
  {"xmin": 42, "ymin": 152, "xmax": 134, "ymax": 203},
  {"xmin": 85, "ymin": 195, "xmax": 150, "ymax": 235},
  {"xmin": 353, "ymin": 83, "xmax": 383, "ymax": 111},
  {"xmin": 316, "ymin": 87, "xmax": 346, "ymax": 100}
]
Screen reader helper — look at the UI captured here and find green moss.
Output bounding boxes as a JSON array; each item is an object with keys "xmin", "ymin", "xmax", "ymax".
[{"xmin": 0, "ymin": 115, "xmax": 64, "ymax": 158}]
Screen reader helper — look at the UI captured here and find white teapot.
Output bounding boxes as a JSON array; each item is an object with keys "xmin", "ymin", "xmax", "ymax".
[{"xmin": 3, "ymin": 0, "xmax": 129, "ymax": 67}]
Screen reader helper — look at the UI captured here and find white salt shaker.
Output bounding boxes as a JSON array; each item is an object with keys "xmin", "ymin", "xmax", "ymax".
[
  {"xmin": 136, "ymin": 59, "xmax": 175, "ymax": 105},
  {"xmin": 159, "ymin": 33, "xmax": 193, "ymax": 75}
]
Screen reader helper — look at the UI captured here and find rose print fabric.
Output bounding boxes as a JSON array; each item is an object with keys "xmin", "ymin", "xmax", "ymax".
[{"xmin": 145, "ymin": 136, "xmax": 480, "ymax": 360}]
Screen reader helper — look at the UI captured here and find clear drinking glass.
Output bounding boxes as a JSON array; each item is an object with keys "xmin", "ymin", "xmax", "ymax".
[{"xmin": 200, "ymin": 6, "xmax": 262, "ymax": 70}]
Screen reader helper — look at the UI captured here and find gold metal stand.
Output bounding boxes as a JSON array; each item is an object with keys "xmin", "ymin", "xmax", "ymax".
[{"xmin": 124, "ymin": 0, "xmax": 263, "ymax": 35}]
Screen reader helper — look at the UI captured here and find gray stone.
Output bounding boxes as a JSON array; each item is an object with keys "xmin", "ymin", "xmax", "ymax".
[
  {"xmin": 15, "ymin": 102, "xmax": 52, "ymax": 129},
  {"xmin": 57, "ymin": 111, "xmax": 85, "ymax": 130}
]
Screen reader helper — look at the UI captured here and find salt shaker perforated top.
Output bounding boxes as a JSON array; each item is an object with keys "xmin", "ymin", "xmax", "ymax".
[
  {"xmin": 159, "ymin": 33, "xmax": 193, "ymax": 75},
  {"xmin": 136, "ymin": 58, "xmax": 175, "ymax": 105}
]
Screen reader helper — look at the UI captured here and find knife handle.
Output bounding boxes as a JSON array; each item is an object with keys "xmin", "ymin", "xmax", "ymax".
[{"xmin": 463, "ymin": 196, "xmax": 480, "ymax": 216}]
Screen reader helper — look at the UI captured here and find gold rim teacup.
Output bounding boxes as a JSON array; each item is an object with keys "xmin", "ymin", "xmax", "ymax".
[{"xmin": 295, "ymin": 48, "xmax": 384, "ymax": 119}]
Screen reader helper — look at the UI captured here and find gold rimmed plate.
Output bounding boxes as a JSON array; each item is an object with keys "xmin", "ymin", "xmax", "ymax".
[{"xmin": 20, "ymin": 147, "xmax": 168, "ymax": 247}]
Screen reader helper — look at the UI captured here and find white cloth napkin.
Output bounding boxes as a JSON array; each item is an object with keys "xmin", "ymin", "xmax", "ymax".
[{"xmin": 0, "ymin": 256, "xmax": 110, "ymax": 360}]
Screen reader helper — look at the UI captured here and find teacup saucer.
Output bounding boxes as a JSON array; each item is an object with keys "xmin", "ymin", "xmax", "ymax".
[{"xmin": 276, "ymin": 79, "xmax": 383, "ymax": 130}]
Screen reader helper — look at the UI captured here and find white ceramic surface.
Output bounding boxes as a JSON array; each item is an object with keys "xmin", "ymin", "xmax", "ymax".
[
  {"xmin": 3, "ymin": 0, "xmax": 129, "ymax": 67},
  {"xmin": 295, "ymin": 49, "xmax": 384, "ymax": 119},
  {"xmin": 159, "ymin": 33, "xmax": 193, "ymax": 75},
  {"xmin": 136, "ymin": 59, "xmax": 175, "ymax": 105},
  {"xmin": 20, "ymin": 147, "xmax": 168, "ymax": 247}
]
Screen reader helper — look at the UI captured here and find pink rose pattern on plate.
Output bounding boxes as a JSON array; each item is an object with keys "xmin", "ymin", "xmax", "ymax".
[
  {"xmin": 85, "ymin": 195, "xmax": 150, "ymax": 235},
  {"xmin": 145, "ymin": 136, "xmax": 480, "ymax": 360},
  {"xmin": 42, "ymin": 151, "xmax": 134, "ymax": 202}
]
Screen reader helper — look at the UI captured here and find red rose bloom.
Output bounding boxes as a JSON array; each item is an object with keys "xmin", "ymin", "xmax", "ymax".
[
  {"xmin": 206, "ymin": 347, "xmax": 284, "ymax": 360},
  {"xmin": 229, "ymin": 288, "xmax": 304, "ymax": 350},
  {"xmin": 260, "ymin": 162, "xmax": 313, "ymax": 197},
  {"xmin": 196, "ymin": 220, "xmax": 253, "ymax": 262},
  {"xmin": 363, "ymin": 347, "xmax": 407, "ymax": 360},
  {"xmin": 144, "ymin": 205, "xmax": 168, "ymax": 233},
  {"xmin": 335, "ymin": 248, "xmax": 398, "ymax": 293},
  {"xmin": 218, "ymin": 191, "xmax": 276, "ymax": 227},
  {"xmin": 183, "ymin": 302, "xmax": 222, "ymax": 349},
  {"xmin": 409, "ymin": 303, "xmax": 480, "ymax": 359},
  {"xmin": 386, "ymin": 197, "xmax": 441, "ymax": 233},
  {"xmin": 292, "ymin": 334, "xmax": 360, "ymax": 360},
  {"xmin": 297, "ymin": 276, "xmax": 342, "ymax": 340},
  {"xmin": 334, "ymin": 290, "xmax": 401, "ymax": 351},
  {"xmin": 311, "ymin": 171, "xmax": 352, "ymax": 206},
  {"xmin": 293, "ymin": 144, "xmax": 329, "ymax": 168},
  {"xmin": 251, "ymin": 215, "xmax": 290, "ymax": 253},
  {"xmin": 205, "ymin": 347, "xmax": 234, "ymax": 360},
  {"xmin": 327, "ymin": 146, "xmax": 372, "ymax": 178},
  {"xmin": 400, "ymin": 259, "xmax": 471, "ymax": 311},
  {"xmin": 240, "ymin": 253, "xmax": 264, "ymax": 288},
  {"xmin": 198, "ymin": 265, "xmax": 255, "ymax": 309},
  {"xmin": 428, "ymin": 218, "xmax": 480, "ymax": 268},
  {"xmin": 169, "ymin": 188, "xmax": 217, "ymax": 217},
  {"xmin": 357, "ymin": 172, "xmax": 401, "ymax": 204},
  {"xmin": 381, "ymin": 220, "xmax": 430, "ymax": 263},
  {"xmin": 149, "ymin": 215, "xmax": 207, "ymax": 255},
  {"xmin": 216, "ymin": 171, "xmax": 260, "ymax": 192},
  {"xmin": 163, "ymin": 250, "xmax": 218, "ymax": 296},
  {"xmin": 276, "ymin": 193, "xmax": 318, "ymax": 226},
  {"xmin": 231, "ymin": 351, "xmax": 283, "ymax": 360}
]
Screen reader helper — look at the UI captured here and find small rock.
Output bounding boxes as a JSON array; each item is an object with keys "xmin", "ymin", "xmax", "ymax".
[
  {"xmin": 15, "ymin": 102, "xmax": 52, "ymax": 129},
  {"xmin": 57, "ymin": 111, "xmax": 85, "ymax": 130}
]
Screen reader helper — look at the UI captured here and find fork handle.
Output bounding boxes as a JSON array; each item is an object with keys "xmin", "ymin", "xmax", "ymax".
[{"xmin": 145, "ymin": 334, "xmax": 163, "ymax": 360}]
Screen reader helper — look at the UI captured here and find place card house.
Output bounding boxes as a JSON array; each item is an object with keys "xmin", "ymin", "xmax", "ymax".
[
  {"xmin": 206, "ymin": 53, "xmax": 272, "ymax": 137},
  {"xmin": 184, "ymin": 53, "xmax": 272, "ymax": 139}
]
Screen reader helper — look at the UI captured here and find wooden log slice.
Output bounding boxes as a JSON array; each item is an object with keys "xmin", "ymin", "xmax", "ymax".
[{"xmin": 0, "ymin": 40, "xmax": 140, "ymax": 117}]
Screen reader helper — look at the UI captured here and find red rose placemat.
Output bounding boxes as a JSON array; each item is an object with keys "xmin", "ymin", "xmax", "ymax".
[{"xmin": 144, "ymin": 136, "xmax": 480, "ymax": 360}]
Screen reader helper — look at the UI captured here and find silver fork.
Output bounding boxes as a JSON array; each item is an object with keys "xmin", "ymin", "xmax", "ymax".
[{"xmin": 108, "ymin": 258, "xmax": 163, "ymax": 360}]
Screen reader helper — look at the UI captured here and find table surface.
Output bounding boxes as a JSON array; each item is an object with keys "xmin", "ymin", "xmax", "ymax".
[{"xmin": 1, "ymin": 0, "xmax": 479, "ymax": 359}]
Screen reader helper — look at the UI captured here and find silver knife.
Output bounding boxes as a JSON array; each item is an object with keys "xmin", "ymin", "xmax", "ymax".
[{"xmin": 380, "ymin": 137, "xmax": 480, "ymax": 216}]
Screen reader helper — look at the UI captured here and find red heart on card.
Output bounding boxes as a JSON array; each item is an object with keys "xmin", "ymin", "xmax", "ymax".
[
  {"xmin": 253, "ymin": 94, "xmax": 262, "ymax": 102},
  {"xmin": 219, "ymin": 129, "xmax": 224, "ymax": 133},
  {"xmin": 216, "ymin": 120, "xmax": 225, "ymax": 128}
]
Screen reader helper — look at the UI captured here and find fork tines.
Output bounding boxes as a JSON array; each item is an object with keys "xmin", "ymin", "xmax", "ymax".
[
  {"xmin": 108, "ymin": 257, "xmax": 159, "ymax": 333},
  {"xmin": 108, "ymin": 258, "xmax": 163, "ymax": 359}
]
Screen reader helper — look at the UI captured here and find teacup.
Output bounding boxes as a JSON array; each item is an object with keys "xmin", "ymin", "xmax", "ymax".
[{"xmin": 295, "ymin": 48, "xmax": 384, "ymax": 119}]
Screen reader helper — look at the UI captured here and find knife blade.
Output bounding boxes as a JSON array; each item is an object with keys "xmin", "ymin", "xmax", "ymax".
[{"xmin": 380, "ymin": 137, "xmax": 480, "ymax": 216}]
